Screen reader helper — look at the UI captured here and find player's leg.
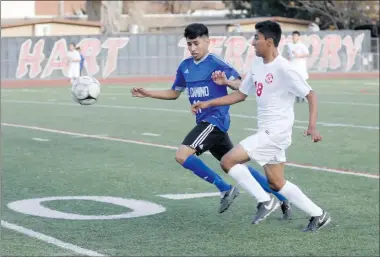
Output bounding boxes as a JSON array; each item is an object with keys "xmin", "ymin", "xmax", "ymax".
[
  {"xmin": 265, "ymin": 162, "xmax": 331, "ymax": 232},
  {"xmin": 210, "ymin": 133, "xmax": 282, "ymax": 198},
  {"xmin": 220, "ymin": 143, "xmax": 281, "ymax": 224},
  {"xmin": 210, "ymin": 133, "xmax": 289, "ymax": 216},
  {"xmin": 219, "ymin": 138, "xmax": 282, "ymax": 220},
  {"xmin": 208, "ymin": 133, "xmax": 241, "ymax": 213},
  {"xmin": 248, "ymin": 165, "xmax": 291, "ymax": 220},
  {"xmin": 67, "ymin": 69, "xmax": 74, "ymax": 88},
  {"xmin": 176, "ymin": 122, "xmax": 232, "ymax": 194},
  {"xmin": 68, "ymin": 68, "xmax": 79, "ymax": 90}
]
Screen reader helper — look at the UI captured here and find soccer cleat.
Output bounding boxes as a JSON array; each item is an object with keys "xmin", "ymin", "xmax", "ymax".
[
  {"xmin": 219, "ymin": 186, "xmax": 240, "ymax": 213},
  {"xmin": 280, "ymin": 200, "xmax": 292, "ymax": 220},
  {"xmin": 252, "ymin": 196, "xmax": 280, "ymax": 224},
  {"xmin": 302, "ymin": 210, "xmax": 331, "ymax": 232}
]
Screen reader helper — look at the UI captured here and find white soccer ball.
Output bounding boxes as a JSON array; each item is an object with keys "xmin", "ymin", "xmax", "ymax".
[{"xmin": 71, "ymin": 76, "xmax": 101, "ymax": 105}]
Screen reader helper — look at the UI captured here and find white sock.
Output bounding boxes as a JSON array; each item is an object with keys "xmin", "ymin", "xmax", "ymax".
[
  {"xmin": 229, "ymin": 164, "xmax": 271, "ymax": 203},
  {"xmin": 279, "ymin": 181, "xmax": 323, "ymax": 217}
]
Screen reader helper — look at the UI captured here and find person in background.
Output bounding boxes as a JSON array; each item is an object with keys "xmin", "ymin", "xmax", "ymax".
[
  {"xmin": 286, "ymin": 31, "xmax": 310, "ymax": 103},
  {"xmin": 76, "ymin": 46, "xmax": 85, "ymax": 76},
  {"xmin": 67, "ymin": 43, "xmax": 81, "ymax": 87}
]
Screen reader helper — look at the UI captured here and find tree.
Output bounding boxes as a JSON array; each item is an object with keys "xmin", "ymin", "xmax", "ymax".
[
  {"xmin": 86, "ymin": 0, "xmax": 122, "ymax": 34},
  {"xmin": 281, "ymin": 1, "xmax": 378, "ymax": 29},
  {"xmin": 224, "ymin": 0, "xmax": 379, "ymax": 30},
  {"xmin": 86, "ymin": 0, "xmax": 102, "ymax": 21},
  {"xmin": 163, "ymin": 1, "xmax": 193, "ymax": 14},
  {"xmin": 100, "ymin": 1, "xmax": 122, "ymax": 35},
  {"xmin": 223, "ymin": 0, "xmax": 312, "ymax": 20}
]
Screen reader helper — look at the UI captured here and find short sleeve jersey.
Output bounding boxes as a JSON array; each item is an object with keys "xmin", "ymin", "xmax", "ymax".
[{"xmin": 172, "ymin": 53, "xmax": 241, "ymax": 133}]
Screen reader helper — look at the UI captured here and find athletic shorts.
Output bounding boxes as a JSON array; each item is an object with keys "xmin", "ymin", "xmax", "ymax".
[
  {"xmin": 239, "ymin": 129, "xmax": 290, "ymax": 166},
  {"xmin": 182, "ymin": 121, "xmax": 233, "ymax": 161}
]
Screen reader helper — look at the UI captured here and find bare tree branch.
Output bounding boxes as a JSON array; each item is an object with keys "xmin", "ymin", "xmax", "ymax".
[{"xmin": 281, "ymin": 0, "xmax": 376, "ymax": 29}]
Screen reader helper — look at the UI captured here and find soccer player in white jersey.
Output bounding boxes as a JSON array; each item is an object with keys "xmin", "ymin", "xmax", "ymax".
[
  {"xmin": 66, "ymin": 43, "xmax": 81, "ymax": 87},
  {"xmin": 287, "ymin": 31, "xmax": 310, "ymax": 103},
  {"xmin": 192, "ymin": 20, "xmax": 331, "ymax": 232}
]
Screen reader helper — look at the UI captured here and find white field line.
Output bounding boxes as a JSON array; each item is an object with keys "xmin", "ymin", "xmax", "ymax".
[
  {"xmin": 99, "ymin": 92, "xmax": 380, "ymax": 105},
  {"xmin": 2, "ymin": 122, "xmax": 378, "ymax": 179},
  {"xmin": 364, "ymin": 82, "xmax": 380, "ymax": 86},
  {"xmin": 158, "ymin": 192, "xmax": 221, "ymax": 200},
  {"xmin": 244, "ymin": 125, "xmax": 307, "ymax": 132},
  {"xmin": 142, "ymin": 132, "xmax": 161, "ymax": 137},
  {"xmin": 320, "ymin": 101, "xmax": 379, "ymax": 107},
  {"xmin": 4, "ymin": 88, "xmax": 379, "ymax": 103},
  {"xmin": 32, "ymin": 137, "xmax": 50, "ymax": 142},
  {"xmin": 1, "ymin": 220, "xmax": 107, "ymax": 256},
  {"xmin": 3, "ymin": 100, "xmax": 379, "ymax": 130}
]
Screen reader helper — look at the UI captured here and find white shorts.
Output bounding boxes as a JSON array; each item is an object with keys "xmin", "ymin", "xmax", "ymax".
[
  {"xmin": 299, "ymin": 70, "xmax": 309, "ymax": 81},
  {"xmin": 239, "ymin": 130, "xmax": 290, "ymax": 166},
  {"xmin": 67, "ymin": 68, "xmax": 80, "ymax": 79}
]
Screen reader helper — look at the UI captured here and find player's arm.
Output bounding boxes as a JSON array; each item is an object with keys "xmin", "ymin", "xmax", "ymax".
[
  {"xmin": 209, "ymin": 90, "xmax": 246, "ymax": 106},
  {"xmin": 284, "ymin": 68, "xmax": 322, "ymax": 142},
  {"xmin": 192, "ymin": 72, "xmax": 252, "ymax": 112},
  {"xmin": 224, "ymin": 78, "xmax": 241, "ymax": 90},
  {"xmin": 131, "ymin": 68, "xmax": 184, "ymax": 100},
  {"xmin": 132, "ymin": 88, "xmax": 181, "ymax": 100},
  {"xmin": 305, "ymin": 90, "xmax": 318, "ymax": 130}
]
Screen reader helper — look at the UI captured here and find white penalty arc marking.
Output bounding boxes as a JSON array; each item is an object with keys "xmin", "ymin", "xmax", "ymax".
[
  {"xmin": 3, "ymin": 100, "xmax": 379, "ymax": 130},
  {"xmin": 2, "ymin": 122, "xmax": 379, "ymax": 179},
  {"xmin": 1, "ymin": 220, "xmax": 107, "ymax": 256},
  {"xmin": 7, "ymin": 196, "xmax": 166, "ymax": 220}
]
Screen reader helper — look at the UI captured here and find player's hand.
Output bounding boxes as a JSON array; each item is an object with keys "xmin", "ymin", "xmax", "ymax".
[
  {"xmin": 212, "ymin": 70, "xmax": 228, "ymax": 85},
  {"xmin": 191, "ymin": 101, "xmax": 210, "ymax": 114},
  {"xmin": 304, "ymin": 127, "xmax": 322, "ymax": 143},
  {"xmin": 131, "ymin": 87, "xmax": 149, "ymax": 98}
]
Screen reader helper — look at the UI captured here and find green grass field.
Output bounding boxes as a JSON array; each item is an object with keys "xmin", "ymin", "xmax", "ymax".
[{"xmin": 1, "ymin": 78, "xmax": 379, "ymax": 256}]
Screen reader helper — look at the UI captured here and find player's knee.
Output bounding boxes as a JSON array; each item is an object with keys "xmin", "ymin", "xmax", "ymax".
[
  {"xmin": 268, "ymin": 179, "xmax": 285, "ymax": 192},
  {"xmin": 175, "ymin": 146, "xmax": 194, "ymax": 165},
  {"xmin": 220, "ymin": 155, "xmax": 235, "ymax": 173},
  {"xmin": 175, "ymin": 151, "xmax": 187, "ymax": 165}
]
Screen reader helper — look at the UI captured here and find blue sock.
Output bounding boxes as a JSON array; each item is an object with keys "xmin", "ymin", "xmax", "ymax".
[
  {"xmin": 182, "ymin": 155, "xmax": 232, "ymax": 192},
  {"xmin": 247, "ymin": 166, "xmax": 287, "ymax": 201}
]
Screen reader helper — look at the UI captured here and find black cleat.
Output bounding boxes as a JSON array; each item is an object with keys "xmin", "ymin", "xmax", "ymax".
[
  {"xmin": 280, "ymin": 200, "xmax": 292, "ymax": 220},
  {"xmin": 302, "ymin": 210, "xmax": 331, "ymax": 232}
]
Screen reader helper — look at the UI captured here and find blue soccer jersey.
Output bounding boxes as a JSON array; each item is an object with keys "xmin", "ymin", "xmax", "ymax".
[{"xmin": 171, "ymin": 53, "xmax": 241, "ymax": 133}]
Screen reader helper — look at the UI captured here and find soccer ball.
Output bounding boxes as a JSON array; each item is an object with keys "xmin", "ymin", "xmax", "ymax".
[{"xmin": 71, "ymin": 76, "xmax": 101, "ymax": 105}]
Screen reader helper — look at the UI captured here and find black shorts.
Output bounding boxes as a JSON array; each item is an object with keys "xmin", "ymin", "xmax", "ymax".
[{"xmin": 182, "ymin": 121, "xmax": 234, "ymax": 161}]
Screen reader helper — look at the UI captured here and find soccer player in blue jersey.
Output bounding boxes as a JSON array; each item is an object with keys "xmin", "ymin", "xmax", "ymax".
[{"xmin": 131, "ymin": 23, "xmax": 290, "ymax": 219}]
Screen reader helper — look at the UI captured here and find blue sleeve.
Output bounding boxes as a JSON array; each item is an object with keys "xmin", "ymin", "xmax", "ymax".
[
  {"xmin": 171, "ymin": 68, "xmax": 186, "ymax": 91},
  {"xmin": 223, "ymin": 66, "xmax": 241, "ymax": 81}
]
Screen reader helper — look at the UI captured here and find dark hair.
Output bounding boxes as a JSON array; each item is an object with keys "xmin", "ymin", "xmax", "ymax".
[
  {"xmin": 255, "ymin": 20, "xmax": 282, "ymax": 47},
  {"xmin": 292, "ymin": 31, "xmax": 300, "ymax": 36},
  {"xmin": 69, "ymin": 42, "xmax": 76, "ymax": 47},
  {"xmin": 184, "ymin": 23, "xmax": 209, "ymax": 39}
]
